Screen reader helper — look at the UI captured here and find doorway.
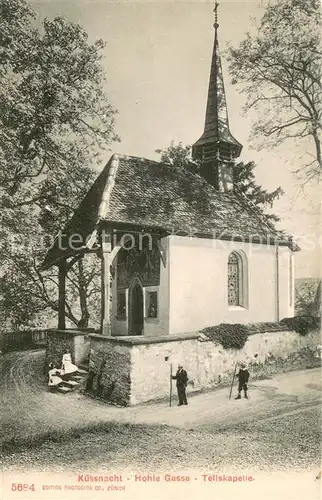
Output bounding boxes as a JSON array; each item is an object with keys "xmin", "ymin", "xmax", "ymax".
[{"xmin": 129, "ymin": 280, "xmax": 144, "ymax": 335}]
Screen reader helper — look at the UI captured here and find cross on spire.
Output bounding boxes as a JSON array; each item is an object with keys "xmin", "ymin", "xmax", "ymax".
[{"xmin": 214, "ymin": 2, "xmax": 219, "ymax": 29}]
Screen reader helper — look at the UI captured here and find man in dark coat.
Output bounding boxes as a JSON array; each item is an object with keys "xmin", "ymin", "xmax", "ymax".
[
  {"xmin": 172, "ymin": 364, "xmax": 188, "ymax": 406},
  {"xmin": 235, "ymin": 362, "xmax": 250, "ymax": 399}
]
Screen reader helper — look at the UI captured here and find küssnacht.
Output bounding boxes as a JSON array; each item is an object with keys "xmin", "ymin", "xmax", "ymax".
[{"xmin": 77, "ymin": 475, "xmax": 123, "ymax": 482}]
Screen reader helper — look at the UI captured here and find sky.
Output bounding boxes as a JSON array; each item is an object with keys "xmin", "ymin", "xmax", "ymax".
[{"xmin": 31, "ymin": 0, "xmax": 321, "ymax": 278}]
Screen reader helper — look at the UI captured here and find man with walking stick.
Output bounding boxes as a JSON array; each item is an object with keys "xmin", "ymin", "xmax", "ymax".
[{"xmin": 172, "ymin": 364, "xmax": 189, "ymax": 406}]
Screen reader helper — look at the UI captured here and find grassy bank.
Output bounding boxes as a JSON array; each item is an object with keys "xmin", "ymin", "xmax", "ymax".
[
  {"xmin": 1, "ymin": 409, "xmax": 320, "ymax": 474},
  {"xmin": 1, "ymin": 421, "xmax": 162, "ymax": 454}
]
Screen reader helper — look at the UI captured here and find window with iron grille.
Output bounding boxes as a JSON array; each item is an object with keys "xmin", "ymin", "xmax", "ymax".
[{"xmin": 146, "ymin": 291, "xmax": 158, "ymax": 318}]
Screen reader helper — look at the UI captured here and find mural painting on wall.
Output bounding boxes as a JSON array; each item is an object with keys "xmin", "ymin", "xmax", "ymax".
[{"xmin": 117, "ymin": 239, "xmax": 160, "ymax": 288}]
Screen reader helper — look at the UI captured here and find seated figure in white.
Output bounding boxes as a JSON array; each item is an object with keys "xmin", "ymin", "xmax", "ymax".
[
  {"xmin": 48, "ymin": 363, "xmax": 63, "ymax": 388},
  {"xmin": 61, "ymin": 352, "xmax": 78, "ymax": 377}
]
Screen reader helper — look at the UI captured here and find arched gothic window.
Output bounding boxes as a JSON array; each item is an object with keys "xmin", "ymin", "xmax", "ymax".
[{"xmin": 228, "ymin": 251, "xmax": 247, "ymax": 307}]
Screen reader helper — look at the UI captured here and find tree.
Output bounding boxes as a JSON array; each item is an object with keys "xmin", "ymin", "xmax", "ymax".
[
  {"xmin": 155, "ymin": 143, "xmax": 199, "ymax": 174},
  {"xmin": 1, "ymin": 0, "xmax": 118, "ymax": 205},
  {"xmin": 156, "ymin": 142, "xmax": 283, "ymax": 222},
  {"xmin": 226, "ymin": 0, "xmax": 321, "ymax": 180},
  {"xmin": 0, "ymin": 182, "xmax": 102, "ymax": 329},
  {"xmin": 0, "ymin": 0, "xmax": 119, "ymax": 328},
  {"xmin": 295, "ymin": 278, "xmax": 321, "ymax": 316},
  {"xmin": 232, "ymin": 161, "xmax": 283, "ymax": 222}
]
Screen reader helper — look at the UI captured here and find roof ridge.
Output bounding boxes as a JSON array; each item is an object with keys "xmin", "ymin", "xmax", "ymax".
[{"xmin": 116, "ymin": 153, "xmax": 161, "ymax": 166}]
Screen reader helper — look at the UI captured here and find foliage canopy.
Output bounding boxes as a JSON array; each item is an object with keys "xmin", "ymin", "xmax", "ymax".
[
  {"xmin": 0, "ymin": 0, "xmax": 119, "ymax": 329},
  {"xmin": 227, "ymin": 0, "xmax": 321, "ymax": 180}
]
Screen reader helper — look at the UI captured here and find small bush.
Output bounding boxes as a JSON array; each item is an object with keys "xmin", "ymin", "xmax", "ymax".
[
  {"xmin": 280, "ymin": 315, "xmax": 320, "ymax": 336},
  {"xmin": 201, "ymin": 323, "xmax": 249, "ymax": 349}
]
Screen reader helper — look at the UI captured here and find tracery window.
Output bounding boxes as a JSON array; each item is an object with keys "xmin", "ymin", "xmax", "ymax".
[
  {"xmin": 228, "ymin": 252, "xmax": 241, "ymax": 306},
  {"xmin": 228, "ymin": 251, "xmax": 248, "ymax": 308}
]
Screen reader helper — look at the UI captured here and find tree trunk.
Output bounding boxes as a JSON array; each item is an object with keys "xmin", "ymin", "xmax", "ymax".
[
  {"xmin": 58, "ymin": 259, "xmax": 66, "ymax": 329},
  {"xmin": 312, "ymin": 128, "xmax": 322, "ymax": 171}
]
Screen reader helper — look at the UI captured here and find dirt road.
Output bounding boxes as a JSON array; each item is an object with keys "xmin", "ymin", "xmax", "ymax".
[
  {"xmin": 1, "ymin": 350, "xmax": 321, "ymax": 437},
  {"xmin": 1, "ymin": 350, "xmax": 321, "ymax": 480}
]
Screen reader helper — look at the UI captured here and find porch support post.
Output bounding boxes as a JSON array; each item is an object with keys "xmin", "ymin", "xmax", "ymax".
[
  {"xmin": 100, "ymin": 230, "xmax": 112, "ymax": 335},
  {"xmin": 58, "ymin": 259, "xmax": 67, "ymax": 330}
]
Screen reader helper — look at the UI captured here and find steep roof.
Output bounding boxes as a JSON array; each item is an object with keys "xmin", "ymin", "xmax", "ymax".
[
  {"xmin": 41, "ymin": 154, "xmax": 296, "ymax": 270},
  {"xmin": 193, "ymin": 26, "xmax": 242, "ymax": 154}
]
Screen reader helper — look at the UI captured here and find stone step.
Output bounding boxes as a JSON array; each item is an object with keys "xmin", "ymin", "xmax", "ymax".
[
  {"xmin": 77, "ymin": 368, "xmax": 88, "ymax": 375},
  {"xmin": 71, "ymin": 374, "xmax": 85, "ymax": 381},
  {"xmin": 56, "ymin": 385, "xmax": 73, "ymax": 394},
  {"xmin": 78, "ymin": 362, "xmax": 89, "ymax": 371},
  {"xmin": 62, "ymin": 380, "xmax": 79, "ymax": 389}
]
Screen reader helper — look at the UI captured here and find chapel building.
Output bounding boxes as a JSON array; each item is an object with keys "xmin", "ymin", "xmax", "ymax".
[{"xmin": 42, "ymin": 9, "xmax": 297, "ymax": 340}]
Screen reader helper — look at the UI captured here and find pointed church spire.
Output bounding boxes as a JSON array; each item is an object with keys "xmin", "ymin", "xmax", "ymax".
[{"xmin": 192, "ymin": 3, "xmax": 242, "ymax": 191}]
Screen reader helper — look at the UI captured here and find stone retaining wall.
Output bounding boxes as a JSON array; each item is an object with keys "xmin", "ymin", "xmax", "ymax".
[
  {"xmin": 89, "ymin": 330, "xmax": 320, "ymax": 406},
  {"xmin": 45, "ymin": 329, "xmax": 90, "ymax": 370},
  {"xmin": 130, "ymin": 330, "xmax": 320, "ymax": 404},
  {"xmin": 88, "ymin": 336, "xmax": 132, "ymax": 406}
]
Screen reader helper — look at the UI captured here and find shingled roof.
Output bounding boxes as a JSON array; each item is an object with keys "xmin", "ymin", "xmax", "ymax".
[{"xmin": 41, "ymin": 154, "xmax": 296, "ymax": 270}]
